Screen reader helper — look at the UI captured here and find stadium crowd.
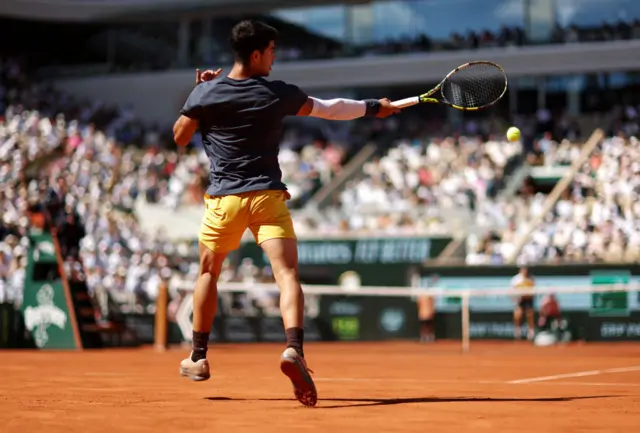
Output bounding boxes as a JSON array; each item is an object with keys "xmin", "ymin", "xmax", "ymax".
[
  {"xmin": 248, "ymin": 20, "xmax": 640, "ymax": 62},
  {"xmin": 466, "ymin": 108, "xmax": 640, "ymax": 265},
  {"xmin": 0, "ymin": 59, "xmax": 201, "ymax": 308},
  {"xmin": 106, "ymin": 18, "xmax": 640, "ymax": 73},
  {"xmin": 513, "ymin": 133, "xmax": 640, "ymax": 264},
  {"xmin": 3, "ymin": 42, "xmax": 640, "ymax": 315},
  {"xmin": 301, "ymin": 129, "xmax": 523, "ymax": 236},
  {"xmin": 0, "ymin": 58, "xmax": 351, "ymax": 311}
]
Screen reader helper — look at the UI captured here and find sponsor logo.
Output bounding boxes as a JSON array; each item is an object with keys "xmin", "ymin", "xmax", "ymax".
[
  {"xmin": 329, "ymin": 301, "xmax": 362, "ymax": 316},
  {"xmin": 24, "ymin": 285, "xmax": 67, "ymax": 348},
  {"xmin": 332, "ymin": 317, "xmax": 360, "ymax": 340},
  {"xmin": 600, "ymin": 322, "xmax": 640, "ymax": 338},
  {"xmin": 33, "ymin": 240, "xmax": 56, "ymax": 262},
  {"xmin": 379, "ymin": 308, "xmax": 405, "ymax": 333}
]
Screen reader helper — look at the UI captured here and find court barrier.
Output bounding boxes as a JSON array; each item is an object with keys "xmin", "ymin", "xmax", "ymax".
[
  {"xmin": 152, "ymin": 281, "xmax": 640, "ymax": 351},
  {"xmin": 0, "ymin": 302, "xmax": 31, "ymax": 348}
]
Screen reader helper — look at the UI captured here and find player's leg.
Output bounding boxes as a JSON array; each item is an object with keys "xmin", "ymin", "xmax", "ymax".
[
  {"xmin": 417, "ymin": 295, "xmax": 435, "ymax": 343},
  {"xmin": 525, "ymin": 303, "xmax": 536, "ymax": 340},
  {"xmin": 513, "ymin": 303, "xmax": 523, "ymax": 340},
  {"xmin": 260, "ymin": 237, "xmax": 304, "ymax": 347},
  {"xmin": 180, "ymin": 243, "xmax": 228, "ymax": 381},
  {"xmin": 261, "ymin": 237, "xmax": 317, "ymax": 407},
  {"xmin": 249, "ymin": 190, "xmax": 317, "ymax": 407},
  {"xmin": 180, "ymin": 195, "xmax": 246, "ymax": 381}
]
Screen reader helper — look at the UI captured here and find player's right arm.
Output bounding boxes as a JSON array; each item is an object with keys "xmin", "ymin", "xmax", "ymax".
[
  {"xmin": 296, "ymin": 96, "xmax": 400, "ymax": 119},
  {"xmin": 272, "ymin": 80, "xmax": 399, "ymax": 120}
]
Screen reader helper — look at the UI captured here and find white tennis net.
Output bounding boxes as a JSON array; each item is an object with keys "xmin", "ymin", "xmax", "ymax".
[{"xmin": 168, "ymin": 280, "xmax": 640, "ymax": 351}]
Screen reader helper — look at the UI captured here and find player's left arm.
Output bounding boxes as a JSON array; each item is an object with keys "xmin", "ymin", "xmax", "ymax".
[
  {"xmin": 174, "ymin": 68, "xmax": 222, "ymax": 146},
  {"xmin": 173, "ymin": 115, "xmax": 198, "ymax": 147}
]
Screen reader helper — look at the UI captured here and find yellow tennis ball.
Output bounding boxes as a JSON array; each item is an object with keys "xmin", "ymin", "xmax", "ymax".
[{"xmin": 506, "ymin": 127, "xmax": 521, "ymax": 142}]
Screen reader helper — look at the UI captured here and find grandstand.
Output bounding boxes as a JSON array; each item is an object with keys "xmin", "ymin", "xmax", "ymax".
[
  {"xmin": 1, "ymin": 0, "xmax": 640, "ymax": 346},
  {"xmin": 2, "ymin": 0, "xmax": 640, "ymax": 336},
  {"xmin": 1, "ymin": 0, "xmax": 640, "ymax": 430}
]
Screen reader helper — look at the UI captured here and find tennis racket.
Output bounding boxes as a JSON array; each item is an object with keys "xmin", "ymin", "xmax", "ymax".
[{"xmin": 391, "ymin": 61, "xmax": 508, "ymax": 111}]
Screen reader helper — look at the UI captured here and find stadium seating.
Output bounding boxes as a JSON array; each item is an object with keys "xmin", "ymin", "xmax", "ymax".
[
  {"xmin": 466, "ymin": 133, "xmax": 585, "ymax": 265},
  {"xmin": 15, "ymin": 18, "xmax": 640, "ymax": 75},
  {"xmin": 293, "ymin": 116, "xmax": 524, "ymax": 238},
  {"xmin": 0, "ymin": 58, "xmax": 355, "ymax": 311},
  {"xmin": 510, "ymin": 134, "xmax": 640, "ymax": 265},
  {"xmin": 200, "ymin": 20, "xmax": 640, "ymax": 68},
  {"xmin": 173, "ymin": 19, "xmax": 640, "ymax": 69},
  {"xmin": 3, "ymin": 46, "xmax": 640, "ymax": 314}
]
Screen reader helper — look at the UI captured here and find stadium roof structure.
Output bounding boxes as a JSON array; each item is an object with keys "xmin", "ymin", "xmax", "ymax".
[{"xmin": 0, "ymin": 0, "xmax": 368, "ymax": 22}]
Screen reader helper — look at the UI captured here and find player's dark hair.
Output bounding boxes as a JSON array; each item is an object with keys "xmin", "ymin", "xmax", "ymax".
[{"xmin": 230, "ymin": 20, "xmax": 278, "ymax": 65}]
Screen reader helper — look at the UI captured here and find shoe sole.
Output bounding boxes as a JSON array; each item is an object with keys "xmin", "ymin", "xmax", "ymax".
[
  {"xmin": 280, "ymin": 356, "xmax": 317, "ymax": 407},
  {"xmin": 180, "ymin": 367, "xmax": 210, "ymax": 382}
]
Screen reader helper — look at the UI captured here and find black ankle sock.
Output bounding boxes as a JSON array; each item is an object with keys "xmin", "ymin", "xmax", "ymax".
[
  {"xmin": 285, "ymin": 327, "xmax": 304, "ymax": 357},
  {"xmin": 420, "ymin": 319, "xmax": 435, "ymax": 336},
  {"xmin": 191, "ymin": 331, "xmax": 210, "ymax": 362}
]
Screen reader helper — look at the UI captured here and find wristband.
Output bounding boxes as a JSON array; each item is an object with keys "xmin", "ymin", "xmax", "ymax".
[{"xmin": 364, "ymin": 99, "xmax": 381, "ymax": 117}]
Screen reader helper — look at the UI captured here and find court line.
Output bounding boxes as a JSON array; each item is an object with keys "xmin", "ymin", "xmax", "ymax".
[
  {"xmin": 547, "ymin": 381, "xmax": 640, "ymax": 388},
  {"xmin": 315, "ymin": 378, "xmax": 500, "ymax": 384},
  {"xmin": 315, "ymin": 377, "xmax": 640, "ymax": 387},
  {"xmin": 79, "ymin": 373, "xmax": 640, "ymax": 387},
  {"xmin": 508, "ymin": 366, "xmax": 640, "ymax": 384},
  {"xmin": 73, "ymin": 374, "xmax": 640, "ymax": 389}
]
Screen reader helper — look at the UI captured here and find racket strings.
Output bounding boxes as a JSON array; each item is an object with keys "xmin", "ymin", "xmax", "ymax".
[{"xmin": 441, "ymin": 63, "xmax": 506, "ymax": 109}]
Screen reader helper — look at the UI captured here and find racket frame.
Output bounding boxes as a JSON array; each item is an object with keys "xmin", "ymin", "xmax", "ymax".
[{"xmin": 391, "ymin": 61, "xmax": 508, "ymax": 111}]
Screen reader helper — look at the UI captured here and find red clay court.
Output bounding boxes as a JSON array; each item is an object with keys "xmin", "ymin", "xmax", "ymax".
[{"xmin": 1, "ymin": 341, "xmax": 639, "ymax": 433}]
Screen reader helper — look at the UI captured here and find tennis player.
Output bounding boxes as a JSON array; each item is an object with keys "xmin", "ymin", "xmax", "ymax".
[
  {"xmin": 511, "ymin": 266, "xmax": 536, "ymax": 340},
  {"xmin": 172, "ymin": 20, "xmax": 400, "ymax": 407}
]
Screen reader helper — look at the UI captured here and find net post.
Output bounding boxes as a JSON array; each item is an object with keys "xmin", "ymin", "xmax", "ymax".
[
  {"xmin": 154, "ymin": 281, "xmax": 169, "ymax": 352},
  {"xmin": 461, "ymin": 291, "xmax": 470, "ymax": 353}
]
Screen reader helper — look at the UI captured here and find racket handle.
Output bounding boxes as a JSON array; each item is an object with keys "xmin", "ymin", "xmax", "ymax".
[{"xmin": 391, "ymin": 96, "xmax": 420, "ymax": 109}]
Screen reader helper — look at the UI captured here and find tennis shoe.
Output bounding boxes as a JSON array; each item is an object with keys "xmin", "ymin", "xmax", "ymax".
[
  {"xmin": 180, "ymin": 353, "xmax": 210, "ymax": 382},
  {"xmin": 280, "ymin": 347, "xmax": 317, "ymax": 407}
]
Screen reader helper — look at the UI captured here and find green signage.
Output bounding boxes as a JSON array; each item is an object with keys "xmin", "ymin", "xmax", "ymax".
[
  {"xmin": 319, "ymin": 295, "xmax": 418, "ymax": 341},
  {"xmin": 590, "ymin": 272, "xmax": 630, "ymax": 317},
  {"xmin": 240, "ymin": 237, "xmax": 452, "ymax": 287},
  {"xmin": 29, "ymin": 231, "xmax": 58, "ymax": 264},
  {"xmin": 21, "ymin": 231, "xmax": 78, "ymax": 349},
  {"xmin": 295, "ymin": 238, "xmax": 436, "ymax": 265},
  {"xmin": 332, "ymin": 317, "xmax": 361, "ymax": 340},
  {"xmin": 22, "ymin": 281, "xmax": 75, "ymax": 349},
  {"xmin": 243, "ymin": 237, "xmax": 450, "ymax": 266}
]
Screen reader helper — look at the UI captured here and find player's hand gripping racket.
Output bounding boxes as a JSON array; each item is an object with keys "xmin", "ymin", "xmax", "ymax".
[{"xmin": 392, "ymin": 61, "xmax": 508, "ymax": 111}]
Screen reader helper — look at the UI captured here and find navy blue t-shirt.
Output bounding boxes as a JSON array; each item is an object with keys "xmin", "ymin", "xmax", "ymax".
[{"xmin": 180, "ymin": 76, "xmax": 308, "ymax": 196}]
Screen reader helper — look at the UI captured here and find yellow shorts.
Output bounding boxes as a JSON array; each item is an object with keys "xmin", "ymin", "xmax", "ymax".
[{"xmin": 198, "ymin": 190, "xmax": 296, "ymax": 253}]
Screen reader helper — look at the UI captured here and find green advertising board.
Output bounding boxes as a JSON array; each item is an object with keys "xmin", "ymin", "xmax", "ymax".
[
  {"xmin": 239, "ymin": 236, "xmax": 452, "ymax": 287},
  {"xmin": 319, "ymin": 295, "xmax": 419, "ymax": 341},
  {"xmin": 22, "ymin": 281, "xmax": 76, "ymax": 349},
  {"xmin": 590, "ymin": 271, "xmax": 629, "ymax": 317},
  {"xmin": 418, "ymin": 264, "xmax": 640, "ymax": 314},
  {"xmin": 21, "ymin": 231, "xmax": 78, "ymax": 349},
  {"xmin": 419, "ymin": 264, "xmax": 640, "ymax": 342}
]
